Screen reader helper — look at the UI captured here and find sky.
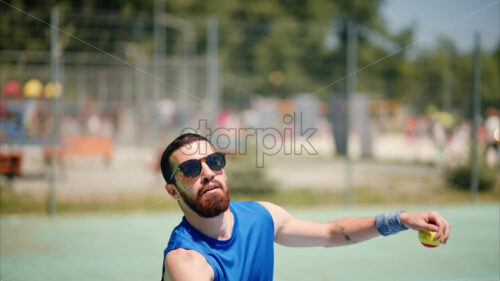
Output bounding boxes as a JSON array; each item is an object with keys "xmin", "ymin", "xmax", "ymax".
[{"xmin": 381, "ymin": 0, "xmax": 500, "ymax": 52}]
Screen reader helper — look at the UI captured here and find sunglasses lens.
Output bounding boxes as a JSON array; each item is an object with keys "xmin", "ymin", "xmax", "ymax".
[
  {"xmin": 179, "ymin": 153, "xmax": 225, "ymax": 178},
  {"xmin": 206, "ymin": 153, "xmax": 225, "ymax": 171},
  {"xmin": 180, "ymin": 160, "xmax": 202, "ymax": 178}
]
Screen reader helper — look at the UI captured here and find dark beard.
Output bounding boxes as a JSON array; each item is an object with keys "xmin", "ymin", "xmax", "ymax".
[{"xmin": 178, "ymin": 185, "xmax": 230, "ymax": 218}]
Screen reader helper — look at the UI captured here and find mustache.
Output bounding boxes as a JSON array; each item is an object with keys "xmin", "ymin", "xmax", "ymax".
[{"xmin": 197, "ymin": 180, "xmax": 224, "ymax": 197}]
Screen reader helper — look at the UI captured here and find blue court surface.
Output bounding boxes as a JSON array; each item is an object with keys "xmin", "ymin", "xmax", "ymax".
[{"xmin": 1, "ymin": 203, "xmax": 499, "ymax": 281}]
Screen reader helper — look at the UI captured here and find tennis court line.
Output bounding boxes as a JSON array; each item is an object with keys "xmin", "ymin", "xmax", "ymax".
[
  {"xmin": 437, "ymin": 248, "xmax": 500, "ymax": 281},
  {"xmin": 0, "ymin": 0, "xmax": 202, "ymax": 103},
  {"xmin": 1, "ymin": 235, "xmax": 95, "ymax": 281},
  {"xmin": 0, "ymin": 196, "xmax": 170, "ymax": 281}
]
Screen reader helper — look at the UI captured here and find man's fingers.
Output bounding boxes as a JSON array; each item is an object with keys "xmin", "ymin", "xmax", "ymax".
[
  {"xmin": 423, "ymin": 216, "xmax": 439, "ymax": 232},
  {"xmin": 433, "ymin": 218, "xmax": 445, "ymax": 241},
  {"xmin": 431, "ymin": 216, "xmax": 451, "ymax": 244},
  {"xmin": 426, "ymin": 223, "xmax": 439, "ymax": 232},
  {"xmin": 442, "ymin": 219, "xmax": 451, "ymax": 244}
]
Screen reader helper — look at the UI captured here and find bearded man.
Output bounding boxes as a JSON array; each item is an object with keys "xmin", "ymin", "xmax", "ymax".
[{"xmin": 160, "ymin": 133, "xmax": 450, "ymax": 281}]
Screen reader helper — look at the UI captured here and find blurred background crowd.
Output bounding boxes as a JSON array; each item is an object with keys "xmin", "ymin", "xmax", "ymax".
[{"xmin": 0, "ymin": 0, "xmax": 499, "ymax": 212}]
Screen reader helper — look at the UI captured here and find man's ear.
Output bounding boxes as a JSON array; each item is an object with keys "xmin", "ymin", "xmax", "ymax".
[{"xmin": 165, "ymin": 183, "xmax": 181, "ymax": 200}]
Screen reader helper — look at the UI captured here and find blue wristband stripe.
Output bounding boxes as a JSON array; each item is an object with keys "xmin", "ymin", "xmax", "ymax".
[{"xmin": 376, "ymin": 210, "xmax": 408, "ymax": 236}]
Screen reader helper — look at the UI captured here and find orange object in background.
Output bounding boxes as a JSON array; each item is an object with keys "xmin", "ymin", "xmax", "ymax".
[
  {"xmin": 43, "ymin": 136, "xmax": 113, "ymax": 163},
  {"xmin": 0, "ymin": 152, "xmax": 23, "ymax": 177}
]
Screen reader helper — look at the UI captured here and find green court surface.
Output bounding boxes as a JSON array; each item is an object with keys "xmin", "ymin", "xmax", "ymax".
[{"xmin": 1, "ymin": 203, "xmax": 499, "ymax": 281}]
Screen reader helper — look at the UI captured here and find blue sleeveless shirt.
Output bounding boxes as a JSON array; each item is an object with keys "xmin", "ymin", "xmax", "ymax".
[{"xmin": 161, "ymin": 201, "xmax": 275, "ymax": 281}]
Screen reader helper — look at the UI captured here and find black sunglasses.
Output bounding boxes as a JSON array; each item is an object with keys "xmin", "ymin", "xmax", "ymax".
[{"xmin": 169, "ymin": 152, "xmax": 226, "ymax": 182}]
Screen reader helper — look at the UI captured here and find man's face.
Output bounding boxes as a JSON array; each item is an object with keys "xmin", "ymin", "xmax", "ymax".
[{"xmin": 168, "ymin": 140, "xmax": 229, "ymax": 218}]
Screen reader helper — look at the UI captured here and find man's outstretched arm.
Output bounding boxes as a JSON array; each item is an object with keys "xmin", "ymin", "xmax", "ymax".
[{"xmin": 258, "ymin": 202, "xmax": 450, "ymax": 247}]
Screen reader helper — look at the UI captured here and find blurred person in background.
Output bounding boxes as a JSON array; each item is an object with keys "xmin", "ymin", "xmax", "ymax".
[
  {"xmin": 159, "ymin": 133, "xmax": 451, "ymax": 281},
  {"xmin": 484, "ymin": 107, "xmax": 500, "ymax": 165}
]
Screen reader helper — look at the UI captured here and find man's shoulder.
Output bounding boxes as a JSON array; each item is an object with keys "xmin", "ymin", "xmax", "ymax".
[
  {"xmin": 231, "ymin": 200, "xmax": 271, "ymax": 215},
  {"xmin": 165, "ymin": 249, "xmax": 214, "ymax": 281},
  {"xmin": 231, "ymin": 201, "xmax": 275, "ymax": 227},
  {"xmin": 168, "ymin": 219, "xmax": 190, "ymax": 240},
  {"xmin": 230, "ymin": 200, "xmax": 262, "ymax": 209},
  {"xmin": 166, "ymin": 248, "xmax": 205, "ymax": 263},
  {"xmin": 165, "ymin": 219, "xmax": 197, "ymax": 253}
]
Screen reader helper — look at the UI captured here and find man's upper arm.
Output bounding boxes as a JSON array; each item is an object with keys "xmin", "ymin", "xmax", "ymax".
[
  {"xmin": 164, "ymin": 248, "xmax": 214, "ymax": 281},
  {"xmin": 258, "ymin": 201, "xmax": 333, "ymax": 247},
  {"xmin": 257, "ymin": 201, "xmax": 291, "ymax": 236}
]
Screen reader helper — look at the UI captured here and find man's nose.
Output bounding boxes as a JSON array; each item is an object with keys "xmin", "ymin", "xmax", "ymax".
[{"xmin": 200, "ymin": 161, "xmax": 215, "ymax": 183}]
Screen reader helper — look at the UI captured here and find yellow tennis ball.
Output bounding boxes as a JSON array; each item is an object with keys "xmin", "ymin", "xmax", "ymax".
[{"xmin": 418, "ymin": 230, "xmax": 442, "ymax": 248}]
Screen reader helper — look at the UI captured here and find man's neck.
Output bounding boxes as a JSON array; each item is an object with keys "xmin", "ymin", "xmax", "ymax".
[{"xmin": 184, "ymin": 207, "xmax": 234, "ymax": 240}]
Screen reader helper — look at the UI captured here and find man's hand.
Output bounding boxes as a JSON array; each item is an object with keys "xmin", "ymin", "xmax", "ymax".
[{"xmin": 399, "ymin": 211, "xmax": 450, "ymax": 244}]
